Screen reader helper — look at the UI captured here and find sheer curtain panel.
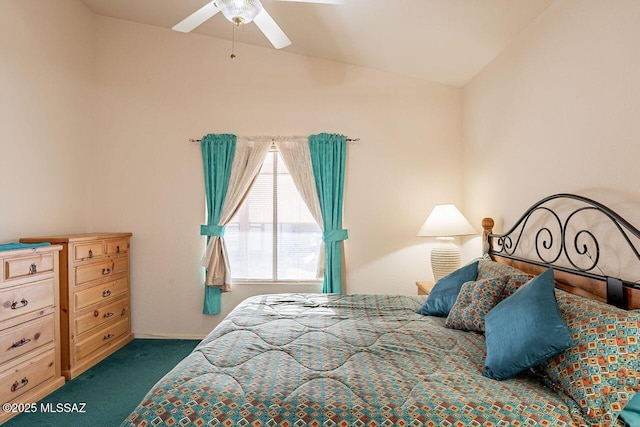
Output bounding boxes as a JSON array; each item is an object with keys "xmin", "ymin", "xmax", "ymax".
[{"xmin": 275, "ymin": 138, "xmax": 325, "ymax": 277}]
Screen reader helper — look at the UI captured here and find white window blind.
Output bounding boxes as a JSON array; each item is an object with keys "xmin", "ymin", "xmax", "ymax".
[{"xmin": 225, "ymin": 150, "xmax": 322, "ymax": 281}]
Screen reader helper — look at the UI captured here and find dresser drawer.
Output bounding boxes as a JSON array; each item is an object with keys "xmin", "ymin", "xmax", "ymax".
[
  {"xmin": 74, "ymin": 258, "xmax": 127, "ymax": 286},
  {"xmin": 73, "ymin": 242, "xmax": 104, "ymax": 262},
  {"xmin": 0, "ymin": 314, "xmax": 55, "ymax": 365},
  {"xmin": 74, "ymin": 277, "xmax": 128, "ymax": 311},
  {"xmin": 0, "ymin": 279, "xmax": 55, "ymax": 322},
  {"xmin": 4, "ymin": 253, "xmax": 54, "ymax": 282},
  {"xmin": 75, "ymin": 298, "xmax": 129, "ymax": 336},
  {"xmin": 112, "ymin": 256, "xmax": 128, "ymax": 275},
  {"xmin": 75, "ymin": 317, "xmax": 129, "ymax": 361},
  {"xmin": 0, "ymin": 347, "xmax": 56, "ymax": 405},
  {"xmin": 105, "ymin": 238, "xmax": 128, "ymax": 256}
]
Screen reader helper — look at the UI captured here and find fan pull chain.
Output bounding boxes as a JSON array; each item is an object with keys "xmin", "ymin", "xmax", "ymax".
[{"xmin": 230, "ymin": 24, "xmax": 236, "ymax": 59}]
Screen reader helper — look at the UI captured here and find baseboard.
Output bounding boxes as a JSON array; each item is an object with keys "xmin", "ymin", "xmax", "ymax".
[{"xmin": 132, "ymin": 333, "xmax": 206, "ymax": 340}]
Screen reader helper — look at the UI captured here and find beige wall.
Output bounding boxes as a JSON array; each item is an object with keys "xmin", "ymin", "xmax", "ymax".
[
  {"xmin": 88, "ymin": 18, "xmax": 463, "ymax": 338},
  {"xmin": 462, "ymin": 0, "xmax": 640, "ymax": 244},
  {"xmin": 1, "ymin": 1, "xmax": 463, "ymax": 339},
  {"xmin": 0, "ymin": 0, "xmax": 94, "ymax": 240},
  {"xmin": 11, "ymin": 0, "xmax": 640, "ymax": 339}
]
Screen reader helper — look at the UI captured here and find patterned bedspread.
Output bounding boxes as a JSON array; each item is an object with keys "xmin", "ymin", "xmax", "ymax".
[{"xmin": 122, "ymin": 294, "xmax": 588, "ymax": 426}]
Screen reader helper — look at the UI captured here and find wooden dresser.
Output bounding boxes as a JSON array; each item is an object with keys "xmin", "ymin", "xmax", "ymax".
[
  {"xmin": 0, "ymin": 244, "xmax": 65, "ymax": 424},
  {"xmin": 20, "ymin": 233, "xmax": 133, "ymax": 379}
]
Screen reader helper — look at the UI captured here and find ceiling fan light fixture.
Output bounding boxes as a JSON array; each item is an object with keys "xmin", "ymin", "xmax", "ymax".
[{"xmin": 216, "ymin": 0, "xmax": 263, "ymax": 25}]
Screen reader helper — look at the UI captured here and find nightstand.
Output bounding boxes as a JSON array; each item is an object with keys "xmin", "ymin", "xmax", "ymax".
[{"xmin": 416, "ymin": 280, "xmax": 435, "ymax": 295}]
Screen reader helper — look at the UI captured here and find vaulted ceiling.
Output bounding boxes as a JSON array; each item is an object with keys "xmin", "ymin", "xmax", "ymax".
[{"xmin": 80, "ymin": 0, "xmax": 553, "ymax": 86}]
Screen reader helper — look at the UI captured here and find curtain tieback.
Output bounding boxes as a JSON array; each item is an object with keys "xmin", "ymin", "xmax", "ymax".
[
  {"xmin": 323, "ymin": 229, "xmax": 348, "ymax": 243},
  {"xmin": 200, "ymin": 224, "xmax": 225, "ymax": 237}
]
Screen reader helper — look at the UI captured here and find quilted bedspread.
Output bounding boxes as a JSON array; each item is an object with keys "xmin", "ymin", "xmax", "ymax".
[{"xmin": 122, "ymin": 294, "xmax": 589, "ymax": 426}]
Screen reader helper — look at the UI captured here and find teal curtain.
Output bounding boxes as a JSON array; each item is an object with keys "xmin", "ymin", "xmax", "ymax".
[
  {"xmin": 309, "ymin": 133, "xmax": 348, "ymax": 293},
  {"xmin": 200, "ymin": 133, "xmax": 236, "ymax": 314}
]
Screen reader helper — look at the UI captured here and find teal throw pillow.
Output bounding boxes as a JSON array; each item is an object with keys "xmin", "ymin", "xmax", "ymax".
[
  {"xmin": 483, "ymin": 268, "xmax": 573, "ymax": 381},
  {"xmin": 621, "ymin": 393, "xmax": 640, "ymax": 426},
  {"xmin": 416, "ymin": 261, "xmax": 478, "ymax": 317}
]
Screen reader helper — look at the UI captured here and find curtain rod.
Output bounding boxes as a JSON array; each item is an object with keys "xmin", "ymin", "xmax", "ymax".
[{"xmin": 188, "ymin": 136, "xmax": 360, "ymax": 143}]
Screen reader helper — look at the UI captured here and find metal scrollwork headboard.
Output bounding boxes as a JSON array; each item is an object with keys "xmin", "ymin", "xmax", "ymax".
[{"xmin": 484, "ymin": 193, "xmax": 640, "ymax": 308}]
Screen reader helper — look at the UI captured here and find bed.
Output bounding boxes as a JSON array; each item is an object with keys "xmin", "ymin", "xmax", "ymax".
[{"xmin": 122, "ymin": 194, "xmax": 640, "ymax": 426}]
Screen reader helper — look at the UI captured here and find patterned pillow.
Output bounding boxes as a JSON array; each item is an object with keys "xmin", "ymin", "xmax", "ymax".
[
  {"xmin": 445, "ymin": 276, "xmax": 508, "ymax": 332},
  {"xmin": 535, "ymin": 290, "xmax": 640, "ymax": 425},
  {"xmin": 477, "ymin": 259, "xmax": 534, "ymax": 298}
]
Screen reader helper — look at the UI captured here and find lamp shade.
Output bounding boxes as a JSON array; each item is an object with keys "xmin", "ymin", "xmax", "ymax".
[{"xmin": 417, "ymin": 204, "xmax": 476, "ymax": 237}]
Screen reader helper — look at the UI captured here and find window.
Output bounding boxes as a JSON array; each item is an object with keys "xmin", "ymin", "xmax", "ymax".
[{"xmin": 225, "ymin": 149, "xmax": 322, "ymax": 282}]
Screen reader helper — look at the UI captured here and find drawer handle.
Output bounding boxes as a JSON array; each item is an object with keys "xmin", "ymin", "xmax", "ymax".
[
  {"xmin": 29, "ymin": 263, "xmax": 37, "ymax": 274},
  {"xmin": 88, "ymin": 249, "xmax": 93, "ymax": 259},
  {"xmin": 11, "ymin": 377, "xmax": 28, "ymax": 392},
  {"xmin": 121, "ymin": 308, "xmax": 126, "ymax": 316},
  {"xmin": 102, "ymin": 290, "xmax": 111, "ymax": 298},
  {"xmin": 9, "ymin": 338, "xmax": 32, "ymax": 349},
  {"xmin": 10, "ymin": 299, "xmax": 29, "ymax": 310},
  {"xmin": 103, "ymin": 312, "xmax": 114, "ymax": 319},
  {"xmin": 116, "ymin": 245, "xmax": 120, "ymax": 253},
  {"xmin": 94, "ymin": 310, "xmax": 99, "ymax": 317},
  {"xmin": 102, "ymin": 267, "xmax": 111, "ymax": 275},
  {"xmin": 103, "ymin": 333, "xmax": 114, "ymax": 340}
]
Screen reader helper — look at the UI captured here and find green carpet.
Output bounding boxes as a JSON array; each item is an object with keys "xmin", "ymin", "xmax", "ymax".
[{"xmin": 4, "ymin": 339, "xmax": 200, "ymax": 427}]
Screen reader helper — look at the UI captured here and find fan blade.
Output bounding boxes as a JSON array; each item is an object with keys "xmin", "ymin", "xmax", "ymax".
[
  {"xmin": 275, "ymin": 0, "xmax": 344, "ymax": 4},
  {"xmin": 253, "ymin": 9, "xmax": 292, "ymax": 49},
  {"xmin": 172, "ymin": 1, "xmax": 220, "ymax": 33}
]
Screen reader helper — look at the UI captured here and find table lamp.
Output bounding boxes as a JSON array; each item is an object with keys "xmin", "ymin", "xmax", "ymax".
[{"xmin": 417, "ymin": 204, "xmax": 477, "ymax": 281}]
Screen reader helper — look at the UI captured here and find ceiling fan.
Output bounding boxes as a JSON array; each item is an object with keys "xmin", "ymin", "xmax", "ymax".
[{"xmin": 173, "ymin": 0, "xmax": 344, "ymax": 50}]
